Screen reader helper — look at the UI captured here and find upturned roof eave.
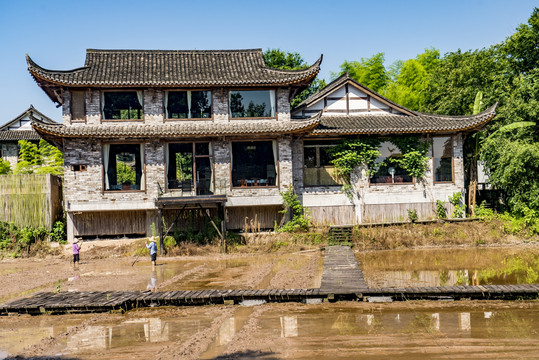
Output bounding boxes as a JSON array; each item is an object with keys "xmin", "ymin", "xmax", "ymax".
[{"xmin": 26, "ymin": 50, "xmax": 322, "ymax": 89}]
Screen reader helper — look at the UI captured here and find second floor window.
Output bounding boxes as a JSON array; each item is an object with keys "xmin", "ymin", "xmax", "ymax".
[
  {"xmin": 102, "ymin": 91, "xmax": 143, "ymax": 120},
  {"xmin": 165, "ymin": 91, "xmax": 211, "ymax": 119},
  {"xmin": 229, "ymin": 90, "xmax": 275, "ymax": 118}
]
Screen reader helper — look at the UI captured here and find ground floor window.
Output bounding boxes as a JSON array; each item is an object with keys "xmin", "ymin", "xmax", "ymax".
[
  {"xmin": 103, "ymin": 143, "xmax": 144, "ymax": 191},
  {"xmin": 231, "ymin": 141, "xmax": 277, "ymax": 187},
  {"xmin": 303, "ymin": 140, "xmax": 342, "ymax": 186},
  {"xmin": 167, "ymin": 142, "xmax": 213, "ymax": 195},
  {"xmin": 432, "ymin": 136, "xmax": 453, "ymax": 182},
  {"xmin": 371, "ymin": 141, "xmax": 413, "ymax": 184}
]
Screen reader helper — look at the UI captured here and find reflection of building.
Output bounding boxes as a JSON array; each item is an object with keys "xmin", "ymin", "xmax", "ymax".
[
  {"xmin": 28, "ymin": 50, "xmax": 496, "ymax": 240},
  {"xmin": 280, "ymin": 316, "xmax": 298, "ymax": 337},
  {"xmin": 219, "ymin": 317, "xmax": 235, "ymax": 345},
  {"xmin": 67, "ymin": 325, "xmax": 111, "ymax": 350}
]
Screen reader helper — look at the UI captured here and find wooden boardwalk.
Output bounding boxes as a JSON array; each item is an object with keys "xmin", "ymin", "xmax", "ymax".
[
  {"xmin": 320, "ymin": 245, "xmax": 368, "ymax": 294},
  {"xmin": 2, "ymin": 246, "xmax": 539, "ymax": 315}
]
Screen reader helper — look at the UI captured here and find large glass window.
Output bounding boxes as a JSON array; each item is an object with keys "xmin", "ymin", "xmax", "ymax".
[
  {"xmin": 167, "ymin": 142, "xmax": 213, "ymax": 195},
  {"xmin": 229, "ymin": 90, "xmax": 275, "ymax": 118},
  {"xmin": 304, "ymin": 140, "xmax": 342, "ymax": 186},
  {"xmin": 432, "ymin": 136, "xmax": 453, "ymax": 182},
  {"xmin": 103, "ymin": 144, "xmax": 145, "ymax": 191},
  {"xmin": 102, "ymin": 91, "xmax": 143, "ymax": 120},
  {"xmin": 371, "ymin": 141, "xmax": 413, "ymax": 184},
  {"xmin": 231, "ymin": 141, "xmax": 277, "ymax": 187},
  {"xmin": 165, "ymin": 91, "xmax": 211, "ymax": 119}
]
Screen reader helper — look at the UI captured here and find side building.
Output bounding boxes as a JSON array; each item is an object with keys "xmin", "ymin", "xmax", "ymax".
[
  {"xmin": 0, "ymin": 105, "xmax": 58, "ymax": 168},
  {"xmin": 291, "ymin": 73, "xmax": 496, "ymax": 224},
  {"xmin": 27, "ymin": 49, "xmax": 322, "ymax": 241}
]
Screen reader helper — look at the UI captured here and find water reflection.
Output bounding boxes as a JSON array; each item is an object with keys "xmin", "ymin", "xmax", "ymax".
[
  {"xmin": 2, "ymin": 306, "xmax": 538, "ymax": 357},
  {"xmin": 358, "ymin": 247, "xmax": 539, "ymax": 287}
]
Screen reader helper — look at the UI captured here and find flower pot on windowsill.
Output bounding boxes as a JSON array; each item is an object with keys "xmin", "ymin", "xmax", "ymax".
[{"xmin": 122, "ymin": 183, "xmax": 132, "ymax": 191}]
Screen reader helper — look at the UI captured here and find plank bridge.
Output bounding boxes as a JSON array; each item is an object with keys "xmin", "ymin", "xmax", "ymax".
[{"xmin": 2, "ymin": 246, "xmax": 539, "ymax": 315}]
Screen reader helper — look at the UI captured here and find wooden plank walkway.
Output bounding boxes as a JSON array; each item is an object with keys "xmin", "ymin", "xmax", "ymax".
[
  {"xmin": 320, "ymin": 245, "xmax": 368, "ymax": 294},
  {"xmin": 1, "ymin": 246, "xmax": 538, "ymax": 316}
]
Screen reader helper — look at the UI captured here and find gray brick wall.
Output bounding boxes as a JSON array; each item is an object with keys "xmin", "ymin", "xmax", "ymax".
[
  {"xmin": 144, "ymin": 90, "xmax": 164, "ymax": 124},
  {"xmin": 277, "ymin": 88, "xmax": 290, "ymax": 121}
]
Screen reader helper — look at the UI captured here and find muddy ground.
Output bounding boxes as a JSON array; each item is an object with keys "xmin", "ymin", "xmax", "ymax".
[{"xmin": 1, "ymin": 239, "xmax": 539, "ymax": 359}]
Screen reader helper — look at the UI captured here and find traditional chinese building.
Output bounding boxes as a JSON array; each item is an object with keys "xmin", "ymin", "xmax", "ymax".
[
  {"xmin": 27, "ymin": 49, "xmax": 495, "ymax": 242},
  {"xmin": 27, "ymin": 49, "xmax": 321, "ymax": 242}
]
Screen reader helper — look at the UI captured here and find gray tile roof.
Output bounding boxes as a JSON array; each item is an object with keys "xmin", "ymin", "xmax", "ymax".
[
  {"xmin": 27, "ymin": 49, "xmax": 322, "ymax": 88},
  {"xmin": 32, "ymin": 117, "xmax": 321, "ymax": 139},
  {"xmin": 0, "ymin": 130, "xmax": 42, "ymax": 141},
  {"xmin": 312, "ymin": 103, "xmax": 497, "ymax": 135}
]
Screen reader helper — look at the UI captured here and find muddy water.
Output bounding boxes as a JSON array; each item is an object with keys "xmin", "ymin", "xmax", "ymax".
[
  {"xmin": 357, "ymin": 247, "xmax": 539, "ymax": 288},
  {"xmin": 2, "ymin": 302, "xmax": 538, "ymax": 359}
]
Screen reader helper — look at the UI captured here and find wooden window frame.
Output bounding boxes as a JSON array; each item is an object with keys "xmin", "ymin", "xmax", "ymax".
[
  {"xmin": 70, "ymin": 89, "xmax": 87, "ymax": 123},
  {"xmin": 101, "ymin": 90, "xmax": 144, "ymax": 122},
  {"xmin": 432, "ymin": 136, "xmax": 455, "ymax": 184},
  {"xmin": 230, "ymin": 139, "xmax": 279, "ymax": 189},
  {"xmin": 164, "ymin": 141, "xmax": 214, "ymax": 195},
  {"xmin": 101, "ymin": 141, "xmax": 147, "ymax": 193},
  {"xmin": 228, "ymin": 88, "xmax": 277, "ymax": 120},
  {"xmin": 369, "ymin": 140, "xmax": 415, "ymax": 186},
  {"xmin": 303, "ymin": 140, "xmax": 342, "ymax": 187},
  {"xmin": 163, "ymin": 89, "xmax": 213, "ymax": 121}
]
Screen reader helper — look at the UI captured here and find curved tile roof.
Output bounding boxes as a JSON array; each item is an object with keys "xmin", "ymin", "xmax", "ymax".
[
  {"xmin": 32, "ymin": 117, "xmax": 321, "ymax": 139},
  {"xmin": 27, "ymin": 49, "xmax": 322, "ymax": 88},
  {"xmin": 312, "ymin": 103, "xmax": 497, "ymax": 135},
  {"xmin": 0, "ymin": 130, "xmax": 42, "ymax": 141}
]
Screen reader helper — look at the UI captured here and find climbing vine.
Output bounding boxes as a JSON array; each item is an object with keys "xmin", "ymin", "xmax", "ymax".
[{"xmin": 327, "ymin": 136, "xmax": 430, "ymax": 191}]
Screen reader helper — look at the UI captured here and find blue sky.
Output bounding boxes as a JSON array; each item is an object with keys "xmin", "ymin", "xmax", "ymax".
[{"xmin": 0, "ymin": 0, "xmax": 536, "ymax": 123}]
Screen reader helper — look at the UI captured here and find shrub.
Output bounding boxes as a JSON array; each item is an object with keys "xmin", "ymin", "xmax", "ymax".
[
  {"xmin": 278, "ymin": 185, "xmax": 310, "ymax": 232},
  {"xmin": 50, "ymin": 221, "xmax": 67, "ymax": 244},
  {"xmin": 407, "ymin": 209, "xmax": 418, "ymax": 222},
  {"xmin": 449, "ymin": 192, "xmax": 466, "ymax": 218},
  {"xmin": 435, "ymin": 200, "xmax": 447, "ymax": 219}
]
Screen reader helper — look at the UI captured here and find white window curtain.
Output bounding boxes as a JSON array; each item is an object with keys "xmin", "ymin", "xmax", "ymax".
[
  {"xmin": 136, "ymin": 91, "xmax": 143, "ymax": 109},
  {"xmin": 165, "ymin": 143, "xmax": 169, "ymax": 182},
  {"xmin": 140, "ymin": 144, "xmax": 145, "ymax": 190},
  {"xmin": 164, "ymin": 91, "xmax": 169, "ymax": 119},
  {"xmin": 229, "ymin": 142, "xmax": 233, "ymax": 182},
  {"xmin": 101, "ymin": 92, "xmax": 106, "ymax": 119},
  {"xmin": 103, "ymin": 144, "xmax": 110, "ymax": 190},
  {"xmin": 209, "ymin": 143, "xmax": 214, "ymax": 193},
  {"xmin": 272, "ymin": 140, "xmax": 278, "ymax": 180},
  {"xmin": 269, "ymin": 90, "xmax": 276, "ymax": 117},
  {"xmin": 187, "ymin": 91, "xmax": 192, "ymax": 118}
]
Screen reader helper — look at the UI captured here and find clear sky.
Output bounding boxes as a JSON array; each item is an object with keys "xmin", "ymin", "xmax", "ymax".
[{"xmin": 0, "ymin": 0, "xmax": 536, "ymax": 123}]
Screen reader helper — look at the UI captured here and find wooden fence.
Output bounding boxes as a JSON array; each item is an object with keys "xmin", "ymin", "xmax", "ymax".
[{"xmin": 0, "ymin": 174, "xmax": 62, "ymax": 229}]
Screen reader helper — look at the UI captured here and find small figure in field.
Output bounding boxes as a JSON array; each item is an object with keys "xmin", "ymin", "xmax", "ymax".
[
  {"xmin": 146, "ymin": 236, "xmax": 157, "ymax": 270},
  {"xmin": 72, "ymin": 238, "xmax": 82, "ymax": 269}
]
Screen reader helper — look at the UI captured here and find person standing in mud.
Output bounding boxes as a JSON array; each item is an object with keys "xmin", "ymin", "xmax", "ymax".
[
  {"xmin": 146, "ymin": 236, "xmax": 157, "ymax": 270},
  {"xmin": 72, "ymin": 238, "xmax": 82, "ymax": 269}
]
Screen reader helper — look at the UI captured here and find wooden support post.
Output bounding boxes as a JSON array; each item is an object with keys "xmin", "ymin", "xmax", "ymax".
[
  {"xmin": 158, "ymin": 207, "xmax": 163, "ymax": 255},
  {"xmin": 219, "ymin": 203, "xmax": 226, "ymax": 253}
]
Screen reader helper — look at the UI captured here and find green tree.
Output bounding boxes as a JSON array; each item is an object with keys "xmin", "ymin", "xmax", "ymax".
[
  {"xmin": 14, "ymin": 140, "xmax": 63, "ymax": 175},
  {"xmin": 333, "ymin": 53, "xmax": 389, "ymax": 92},
  {"xmin": 263, "ymin": 48, "xmax": 327, "ymax": 109},
  {"xmin": 0, "ymin": 159, "xmax": 10, "ymax": 174},
  {"xmin": 382, "ymin": 48, "xmax": 440, "ymax": 110}
]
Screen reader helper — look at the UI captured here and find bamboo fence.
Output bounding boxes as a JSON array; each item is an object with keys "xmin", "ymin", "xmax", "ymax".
[{"xmin": 0, "ymin": 174, "xmax": 62, "ymax": 229}]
